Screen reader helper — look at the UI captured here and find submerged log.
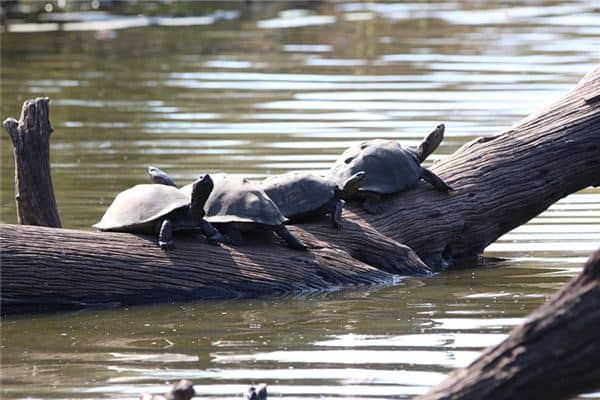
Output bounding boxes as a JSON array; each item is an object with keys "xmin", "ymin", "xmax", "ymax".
[
  {"xmin": 1, "ymin": 66, "xmax": 599, "ymax": 313},
  {"xmin": 417, "ymin": 249, "xmax": 600, "ymax": 400}
]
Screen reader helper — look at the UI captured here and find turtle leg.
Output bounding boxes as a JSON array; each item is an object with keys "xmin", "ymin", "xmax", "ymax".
[
  {"xmin": 274, "ymin": 224, "xmax": 307, "ymax": 250},
  {"xmin": 219, "ymin": 224, "xmax": 245, "ymax": 246},
  {"xmin": 327, "ymin": 198, "xmax": 344, "ymax": 230},
  {"xmin": 158, "ymin": 219, "xmax": 175, "ymax": 250},
  {"xmin": 255, "ymin": 226, "xmax": 274, "ymax": 242},
  {"xmin": 362, "ymin": 194, "xmax": 384, "ymax": 214},
  {"xmin": 421, "ymin": 167, "xmax": 453, "ymax": 192},
  {"xmin": 199, "ymin": 219, "xmax": 222, "ymax": 245}
]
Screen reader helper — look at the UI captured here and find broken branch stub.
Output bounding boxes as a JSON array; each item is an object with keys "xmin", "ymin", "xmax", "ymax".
[{"xmin": 3, "ymin": 97, "xmax": 61, "ymax": 228}]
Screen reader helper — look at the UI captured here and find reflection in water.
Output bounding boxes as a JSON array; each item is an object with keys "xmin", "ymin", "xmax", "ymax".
[{"xmin": 1, "ymin": 1, "xmax": 599, "ymax": 399}]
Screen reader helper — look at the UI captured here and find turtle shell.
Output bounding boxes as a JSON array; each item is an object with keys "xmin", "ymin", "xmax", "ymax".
[
  {"xmin": 262, "ymin": 172, "xmax": 336, "ymax": 218},
  {"xmin": 181, "ymin": 174, "xmax": 286, "ymax": 226},
  {"xmin": 329, "ymin": 139, "xmax": 422, "ymax": 194},
  {"xmin": 94, "ymin": 184, "xmax": 189, "ymax": 232}
]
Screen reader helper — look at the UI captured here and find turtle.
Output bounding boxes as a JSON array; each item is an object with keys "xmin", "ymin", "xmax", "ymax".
[
  {"xmin": 93, "ymin": 174, "xmax": 221, "ymax": 250},
  {"xmin": 246, "ymin": 384, "xmax": 267, "ymax": 400},
  {"xmin": 328, "ymin": 123, "xmax": 453, "ymax": 214},
  {"xmin": 185, "ymin": 174, "xmax": 306, "ymax": 250},
  {"xmin": 140, "ymin": 380, "xmax": 195, "ymax": 400},
  {"xmin": 261, "ymin": 171, "xmax": 365, "ymax": 229},
  {"xmin": 149, "ymin": 168, "xmax": 307, "ymax": 250}
]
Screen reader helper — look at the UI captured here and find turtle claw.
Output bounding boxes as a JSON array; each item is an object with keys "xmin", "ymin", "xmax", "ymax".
[
  {"xmin": 207, "ymin": 232, "xmax": 222, "ymax": 245},
  {"xmin": 159, "ymin": 240, "xmax": 176, "ymax": 251}
]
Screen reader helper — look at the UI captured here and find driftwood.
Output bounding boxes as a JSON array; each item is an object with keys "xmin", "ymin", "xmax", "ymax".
[
  {"xmin": 1, "ymin": 65, "xmax": 599, "ymax": 313},
  {"xmin": 417, "ymin": 249, "xmax": 600, "ymax": 400}
]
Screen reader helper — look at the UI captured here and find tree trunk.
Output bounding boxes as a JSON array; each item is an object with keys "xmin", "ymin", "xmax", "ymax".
[
  {"xmin": 3, "ymin": 97, "xmax": 61, "ymax": 228},
  {"xmin": 416, "ymin": 248, "xmax": 600, "ymax": 400},
  {"xmin": 1, "ymin": 66, "xmax": 599, "ymax": 313}
]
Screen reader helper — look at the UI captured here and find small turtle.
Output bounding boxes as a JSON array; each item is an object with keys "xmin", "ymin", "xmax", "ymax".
[
  {"xmin": 261, "ymin": 171, "xmax": 365, "ymax": 229},
  {"xmin": 246, "ymin": 384, "xmax": 267, "ymax": 400},
  {"xmin": 140, "ymin": 379, "xmax": 195, "ymax": 400},
  {"xmin": 328, "ymin": 124, "xmax": 452, "ymax": 214},
  {"xmin": 94, "ymin": 175, "xmax": 221, "ymax": 249},
  {"xmin": 149, "ymin": 168, "xmax": 306, "ymax": 250}
]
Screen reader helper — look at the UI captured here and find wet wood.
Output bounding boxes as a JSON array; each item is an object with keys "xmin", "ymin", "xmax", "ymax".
[
  {"xmin": 417, "ymin": 249, "xmax": 600, "ymax": 400},
  {"xmin": 1, "ymin": 66, "xmax": 599, "ymax": 313}
]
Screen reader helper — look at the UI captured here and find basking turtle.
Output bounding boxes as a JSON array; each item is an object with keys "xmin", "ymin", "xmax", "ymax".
[
  {"xmin": 328, "ymin": 124, "xmax": 452, "ymax": 214},
  {"xmin": 151, "ymin": 169, "xmax": 306, "ymax": 250},
  {"xmin": 94, "ymin": 175, "xmax": 221, "ymax": 249},
  {"xmin": 261, "ymin": 171, "xmax": 365, "ymax": 229}
]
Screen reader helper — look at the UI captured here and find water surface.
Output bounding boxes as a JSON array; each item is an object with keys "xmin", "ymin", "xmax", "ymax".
[{"xmin": 1, "ymin": 1, "xmax": 599, "ymax": 399}]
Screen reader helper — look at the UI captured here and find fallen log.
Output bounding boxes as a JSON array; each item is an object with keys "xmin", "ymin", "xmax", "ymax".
[
  {"xmin": 1, "ymin": 65, "xmax": 599, "ymax": 313},
  {"xmin": 416, "ymin": 248, "xmax": 600, "ymax": 400}
]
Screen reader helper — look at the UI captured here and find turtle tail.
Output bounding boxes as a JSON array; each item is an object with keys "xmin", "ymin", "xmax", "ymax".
[{"xmin": 416, "ymin": 124, "xmax": 445, "ymax": 162}]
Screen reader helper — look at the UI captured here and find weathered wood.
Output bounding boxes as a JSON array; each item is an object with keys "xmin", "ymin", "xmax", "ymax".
[
  {"xmin": 3, "ymin": 97, "xmax": 61, "ymax": 228},
  {"xmin": 367, "ymin": 65, "xmax": 600, "ymax": 266},
  {"xmin": 1, "ymin": 65, "xmax": 599, "ymax": 313},
  {"xmin": 0, "ymin": 224, "xmax": 395, "ymax": 313},
  {"xmin": 416, "ymin": 248, "xmax": 600, "ymax": 400}
]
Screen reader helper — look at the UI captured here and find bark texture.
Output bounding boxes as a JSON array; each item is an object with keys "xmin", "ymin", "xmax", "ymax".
[
  {"xmin": 3, "ymin": 97, "xmax": 61, "ymax": 228},
  {"xmin": 0, "ymin": 224, "xmax": 394, "ymax": 313},
  {"xmin": 1, "ymin": 66, "xmax": 599, "ymax": 312},
  {"xmin": 364, "ymin": 65, "xmax": 600, "ymax": 266},
  {"xmin": 416, "ymin": 249, "xmax": 600, "ymax": 400}
]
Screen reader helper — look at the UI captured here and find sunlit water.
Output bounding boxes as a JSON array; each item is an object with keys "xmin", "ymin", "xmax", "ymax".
[{"xmin": 1, "ymin": 1, "xmax": 599, "ymax": 399}]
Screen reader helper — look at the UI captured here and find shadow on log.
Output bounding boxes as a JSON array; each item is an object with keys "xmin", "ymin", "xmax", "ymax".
[
  {"xmin": 1, "ymin": 66, "xmax": 599, "ymax": 313},
  {"xmin": 417, "ymin": 248, "xmax": 600, "ymax": 400}
]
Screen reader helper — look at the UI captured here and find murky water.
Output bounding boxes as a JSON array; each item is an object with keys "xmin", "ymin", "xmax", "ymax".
[{"xmin": 1, "ymin": 1, "xmax": 599, "ymax": 399}]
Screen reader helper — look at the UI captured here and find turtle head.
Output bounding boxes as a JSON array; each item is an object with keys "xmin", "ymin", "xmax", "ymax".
[
  {"xmin": 246, "ymin": 384, "xmax": 267, "ymax": 400},
  {"xmin": 415, "ymin": 123, "xmax": 445, "ymax": 163},
  {"xmin": 148, "ymin": 166, "xmax": 177, "ymax": 187},
  {"xmin": 165, "ymin": 380, "xmax": 195, "ymax": 400},
  {"xmin": 189, "ymin": 174, "xmax": 214, "ymax": 221},
  {"xmin": 338, "ymin": 171, "xmax": 366, "ymax": 199}
]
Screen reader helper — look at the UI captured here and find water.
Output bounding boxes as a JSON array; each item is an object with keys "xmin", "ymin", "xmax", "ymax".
[{"xmin": 1, "ymin": 1, "xmax": 599, "ymax": 399}]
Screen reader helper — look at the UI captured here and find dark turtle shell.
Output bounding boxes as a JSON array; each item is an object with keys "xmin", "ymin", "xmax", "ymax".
[
  {"xmin": 181, "ymin": 173, "xmax": 286, "ymax": 226},
  {"xmin": 262, "ymin": 172, "xmax": 336, "ymax": 219},
  {"xmin": 329, "ymin": 139, "xmax": 421, "ymax": 195},
  {"xmin": 93, "ymin": 184, "xmax": 189, "ymax": 232}
]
